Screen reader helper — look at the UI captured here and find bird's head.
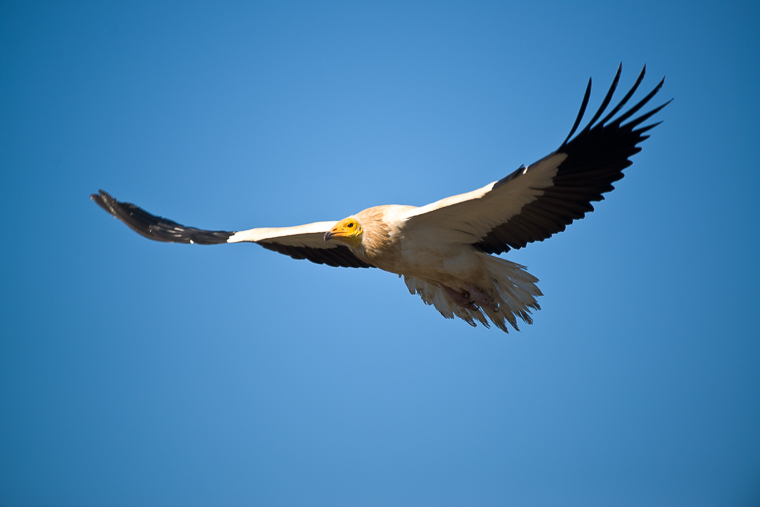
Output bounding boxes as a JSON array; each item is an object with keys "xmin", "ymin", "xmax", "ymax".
[{"xmin": 324, "ymin": 217, "xmax": 363, "ymax": 248}]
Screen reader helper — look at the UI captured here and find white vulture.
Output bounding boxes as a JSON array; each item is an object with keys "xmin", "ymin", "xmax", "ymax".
[{"xmin": 92, "ymin": 65, "xmax": 669, "ymax": 332}]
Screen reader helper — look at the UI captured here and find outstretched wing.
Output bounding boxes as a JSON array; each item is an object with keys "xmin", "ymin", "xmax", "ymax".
[
  {"xmin": 91, "ymin": 190, "xmax": 374, "ymax": 268},
  {"xmin": 402, "ymin": 65, "xmax": 671, "ymax": 254}
]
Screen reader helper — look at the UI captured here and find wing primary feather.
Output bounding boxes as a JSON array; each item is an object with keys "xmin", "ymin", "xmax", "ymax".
[
  {"xmin": 597, "ymin": 65, "xmax": 647, "ymax": 127},
  {"xmin": 621, "ymin": 98, "xmax": 673, "ymax": 129},
  {"xmin": 474, "ymin": 66, "xmax": 667, "ymax": 254},
  {"xmin": 580, "ymin": 63, "xmax": 622, "ymax": 134},
  {"xmin": 613, "ymin": 77, "xmax": 666, "ymax": 126},
  {"xmin": 90, "ymin": 190, "xmax": 233, "ymax": 244},
  {"xmin": 561, "ymin": 77, "xmax": 593, "ymax": 146},
  {"xmin": 92, "ymin": 190, "xmax": 375, "ymax": 269},
  {"xmin": 632, "ymin": 121, "xmax": 663, "ymax": 136}
]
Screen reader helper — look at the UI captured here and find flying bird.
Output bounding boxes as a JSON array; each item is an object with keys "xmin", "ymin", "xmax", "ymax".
[{"xmin": 92, "ymin": 65, "xmax": 669, "ymax": 332}]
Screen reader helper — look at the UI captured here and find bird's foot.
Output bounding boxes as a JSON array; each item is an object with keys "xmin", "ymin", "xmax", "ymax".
[
  {"xmin": 439, "ymin": 284, "xmax": 478, "ymax": 310},
  {"xmin": 466, "ymin": 284, "xmax": 499, "ymax": 312}
]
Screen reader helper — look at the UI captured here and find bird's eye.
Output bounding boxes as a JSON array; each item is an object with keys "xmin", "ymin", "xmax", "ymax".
[{"xmin": 347, "ymin": 222, "xmax": 354, "ymax": 228}]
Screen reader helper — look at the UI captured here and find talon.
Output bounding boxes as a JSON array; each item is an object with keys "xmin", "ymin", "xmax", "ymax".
[
  {"xmin": 439, "ymin": 284, "xmax": 478, "ymax": 310},
  {"xmin": 466, "ymin": 284, "xmax": 499, "ymax": 312}
]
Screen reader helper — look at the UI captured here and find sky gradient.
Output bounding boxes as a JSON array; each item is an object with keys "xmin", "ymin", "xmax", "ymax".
[{"xmin": 1, "ymin": 1, "xmax": 759, "ymax": 505}]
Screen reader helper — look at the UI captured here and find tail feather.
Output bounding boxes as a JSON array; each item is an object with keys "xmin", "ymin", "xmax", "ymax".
[{"xmin": 404, "ymin": 254, "xmax": 542, "ymax": 333}]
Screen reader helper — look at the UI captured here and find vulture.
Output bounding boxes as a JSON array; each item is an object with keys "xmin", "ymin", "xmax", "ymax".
[{"xmin": 92, "ymin": 65, "xmax": 669, "ymax": 333}]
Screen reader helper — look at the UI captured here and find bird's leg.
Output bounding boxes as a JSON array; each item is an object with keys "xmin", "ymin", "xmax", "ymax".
[
  {"xmin": 465, "ymin": 284, "xmax": 499, "ymax": 312},
  {"xmin": 439, "ymin": 283, "xmax": 478, "ymax": 310}
]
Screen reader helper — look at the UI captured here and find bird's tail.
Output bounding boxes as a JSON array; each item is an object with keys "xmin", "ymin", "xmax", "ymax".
[
  {"xmin": 404, "ymin": 255, "xmax": 542, "ymax": 333},
  {"xmin": 479, "ymin": 254, "xmax": 543, "ymax": 331}
]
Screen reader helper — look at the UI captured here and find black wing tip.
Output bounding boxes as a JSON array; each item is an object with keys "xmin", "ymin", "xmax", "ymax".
[
  {"xmin": 562, "ymin": 76, "xmax": 593, "ymax": 146},
  {"xmin": 90, "ymin": 189, "xmax": 234, "ymax": 245},
  {"xmin": 90, "ymin": 190, "xmax": 106, "ymax": 206},
  {"xmin": 90, "ymin": 190, "xmax": 103, "ymax": 202},
  {"xmin": 90, "ymin": 189, "xmax": 110, "ymax": 201},
  {"xmin": 475, "ymin": 65, "xmax": 668, "ymax": 256},
  {"xmin": 560, "ymin": 64, "xmax": 669, "ymax": 149},
  {"xmin": 90, "ymin": 189, "xmax": 120, "ymax": 217}
]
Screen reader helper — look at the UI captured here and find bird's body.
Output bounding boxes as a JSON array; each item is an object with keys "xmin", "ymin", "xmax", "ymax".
[
  {"xmin": 92, "ymin": 65, "xmax": 669, "ymax": 332},
  {"xmin": 321, "ymin": 204, "xmax": 544, "ymax": 331}
]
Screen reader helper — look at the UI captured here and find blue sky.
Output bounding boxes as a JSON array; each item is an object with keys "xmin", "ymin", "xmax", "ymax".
[{"xmin": 1, "ymin": 1, "xmax": 759, "ymax": 505}]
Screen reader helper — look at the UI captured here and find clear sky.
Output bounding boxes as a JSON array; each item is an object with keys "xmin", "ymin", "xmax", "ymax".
[{"xmin": 1, "ymin": 1, "xmax": 759, "ymax": 505}]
